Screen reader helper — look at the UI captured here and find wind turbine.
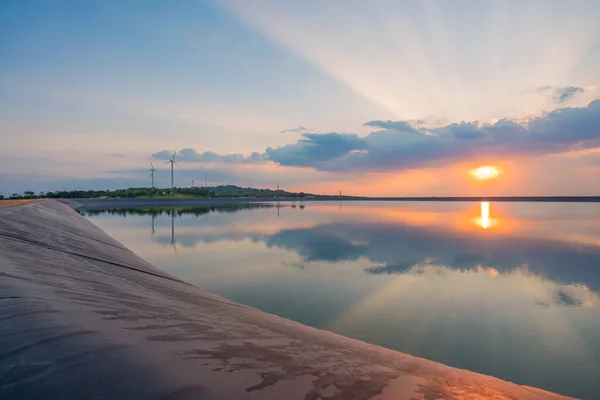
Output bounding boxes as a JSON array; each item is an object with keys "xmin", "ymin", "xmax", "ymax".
[
  {"xmin": 151, "ymin": 213, "xmax": 155, "ymax": 238},
  {"xmin": 170, "ymin": 209, "xmax": 178, "ymax": 255},
  {"xmin": 164, "ymin": 149, "xmax": 179, "ymax": 194},
  {"xmin": 149, "ymin": 161, "xmax": 156, "ymax": 189}
]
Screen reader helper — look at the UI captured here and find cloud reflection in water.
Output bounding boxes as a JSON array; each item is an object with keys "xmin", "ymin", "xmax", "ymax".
[{"xmin": 88, "ymin": 201, "xmax": 600, "ymax": 398}]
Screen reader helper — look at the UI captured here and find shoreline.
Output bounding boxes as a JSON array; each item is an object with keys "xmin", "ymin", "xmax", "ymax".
[
  {"xmin": 0, "ymin": 200, "xmax": 577, "ymax": 399},
  {"xmin": 58, "ymin": 195, "xmax": 600, "ymax": 212}
]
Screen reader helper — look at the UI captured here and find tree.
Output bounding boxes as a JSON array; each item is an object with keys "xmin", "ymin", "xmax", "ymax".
[
  {"xmin": 0, "ymin": 194, "xmax": 4, "ymax": 200},
  {"xmin": 0, "ymin": 185, "xmax": 309, "ymax": 200}
]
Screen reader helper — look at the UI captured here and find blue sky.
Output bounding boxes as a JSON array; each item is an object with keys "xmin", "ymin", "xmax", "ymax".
[{"xmin": 1, "ymin": 0, "xmax": 599, "ymax": 195}]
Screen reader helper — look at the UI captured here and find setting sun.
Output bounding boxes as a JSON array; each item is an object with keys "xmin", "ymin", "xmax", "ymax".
[{"xmin": 471, "ymin": 165, "xmax": 501, "ymax": 181}]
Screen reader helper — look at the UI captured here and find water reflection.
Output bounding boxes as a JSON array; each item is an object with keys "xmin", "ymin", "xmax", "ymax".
[
  {"xmin": 88, "ymin": 201, "xmax": 600, "ymax": 398},
  {"xmin": 89, "ymin": 204, "xmax": 290, "ymax": 254},
  {"xmin": 479, "ymin": 201, "xmax": 490, "ymax": 229},
  {"xmin": 89, "ymin": 202, "xmax": 600, "ymax": 291},
  {"xmin": 86, "ymin": 203, "xmax": 280, "ymax": 217},
  {"xmin": 170, "ymin": 210, "xmax": 176, "ymax": 254}
]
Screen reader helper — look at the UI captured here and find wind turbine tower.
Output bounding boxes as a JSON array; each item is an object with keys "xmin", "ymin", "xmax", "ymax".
[
  {"xmin": 164, "ymin": 149, "xmax": 179, "ymax": 194},
  {"xmin": 150, "ymin": 161, "xmax": 156, "ymax": 189}
]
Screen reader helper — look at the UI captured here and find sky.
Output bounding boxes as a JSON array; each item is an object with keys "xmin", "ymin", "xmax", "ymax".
[{"xmin": 1, "ymin": 0, "xmax": 599, "ymax": 196}]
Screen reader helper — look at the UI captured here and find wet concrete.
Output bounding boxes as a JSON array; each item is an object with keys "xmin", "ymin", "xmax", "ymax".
[{"xmin": 0, "ymin": 201, "xmax": 576, "ymax": 399}]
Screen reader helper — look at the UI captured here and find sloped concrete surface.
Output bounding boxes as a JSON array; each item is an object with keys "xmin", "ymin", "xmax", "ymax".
[
  {"xmin": 0, "ymin": 199, "xmax": 43, "ymax": 209},
  {"xmin": 0, "ymin": 201, "xmax": 576, "ymax": 399}
]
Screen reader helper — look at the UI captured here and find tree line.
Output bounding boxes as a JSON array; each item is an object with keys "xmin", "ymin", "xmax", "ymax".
[{"xmin": 0, "ymin": 185, "xmax": 306, "ymax": 200}]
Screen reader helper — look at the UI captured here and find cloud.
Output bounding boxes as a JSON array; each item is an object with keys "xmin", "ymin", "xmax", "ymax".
[
  {"xmin": 263, "ymin": 100, "xmax": 600, "ymax": 172},
  {"xmin": 363, "ymin": 120, "xmax": 418, "ymax": 133},
  {"xmin": 265, "ymin": 132, "xmax": 367, "ymax": 168},
  {"xmin": 280, "ymin": 125, "xmax": 308, "ymax": 134},
  {"xmin": 153, "ymin": 148, "xmax": 264, "ymax": 164},
  {"xmin": 537, "ymin": 85, "xmax": 585, "ymax": 103}
]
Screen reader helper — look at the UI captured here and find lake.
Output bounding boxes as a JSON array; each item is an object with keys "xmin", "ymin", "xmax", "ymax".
[{"xmin": 86, "ymin": 201, "xmax": 600, "ymax": 399}]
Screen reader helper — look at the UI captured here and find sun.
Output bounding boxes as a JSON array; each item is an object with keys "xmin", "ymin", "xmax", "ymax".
[{"xmin": 471, "ymin": 165, "xmax": 500, "ymax": 181}]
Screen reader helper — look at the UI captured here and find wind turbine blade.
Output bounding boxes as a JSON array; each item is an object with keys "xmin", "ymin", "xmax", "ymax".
[
  {"xmin": 150, "ymin": 160, "xmax": 154, "ymax": 169},
  {"xmin": 174, "ymin": 161, "xmax": 181, "ymax": 168},
  {"xmin": 164, "ymin": 161, "xmax": 171, "ymax": 164},
  {"xmin": 173, "ymin": 148, "xmax": 178, "ymax": 161}
]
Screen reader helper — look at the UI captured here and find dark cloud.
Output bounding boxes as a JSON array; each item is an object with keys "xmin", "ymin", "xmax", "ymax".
[
  {"xmin": 442, "ymin": 122, "xmax": 486, "ymax": 140},
  {"xmin": 363, "ymin": 120, "xmax": 418, "ymax": 133},
  {"xmin": 153, "ymin": 148, "xmax": 264, "ymax": 164},
  {"xmin": 280, "ymin": 125, "xmax": 308, "ymax": 134},
  {"xmin": 537, "ymin": 85, "xmax": 585, "ymax": 103},
  {"xmin": 264, "ymin": 100, "xmax": 600, "ymax": 172},
  {"xmin": 265, "ymin": 132, "xmax": 367, "ymax": 167},
  {"xmin": 149, "ymin": 100, "xmax": 599, "ymax": 173}
]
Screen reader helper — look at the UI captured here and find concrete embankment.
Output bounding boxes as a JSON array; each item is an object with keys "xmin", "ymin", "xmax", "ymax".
[
  {"xmin": 0, "ymin": 199, "xmax": 43, "ymax": 209},
  {"xmin": 0, "ymin": 201, "xmax": 575, "ymax": 399}
]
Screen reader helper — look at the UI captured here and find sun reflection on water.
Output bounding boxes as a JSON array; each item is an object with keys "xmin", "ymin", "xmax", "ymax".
[
  {"xmin": 476, "ymin": 201, "xmax": 497, "ymax": 229},
  {"xmin": 481, "ymin": 201, "xmax": 490, "ymax": 229}
]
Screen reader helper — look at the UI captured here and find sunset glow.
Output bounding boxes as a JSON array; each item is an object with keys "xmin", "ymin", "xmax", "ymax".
[
  {"xmin": 471, "ymin": 166, "xmax": 501, "ymax": 181},
  {"xmin": 1, "ymin": 1, "xmax": 599, "ymax": 196}
]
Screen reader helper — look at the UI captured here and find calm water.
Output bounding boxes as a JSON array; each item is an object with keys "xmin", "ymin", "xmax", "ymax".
[{"xmin": 87, "ymin": 201, "xmax": 600, "ymax": 399}]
